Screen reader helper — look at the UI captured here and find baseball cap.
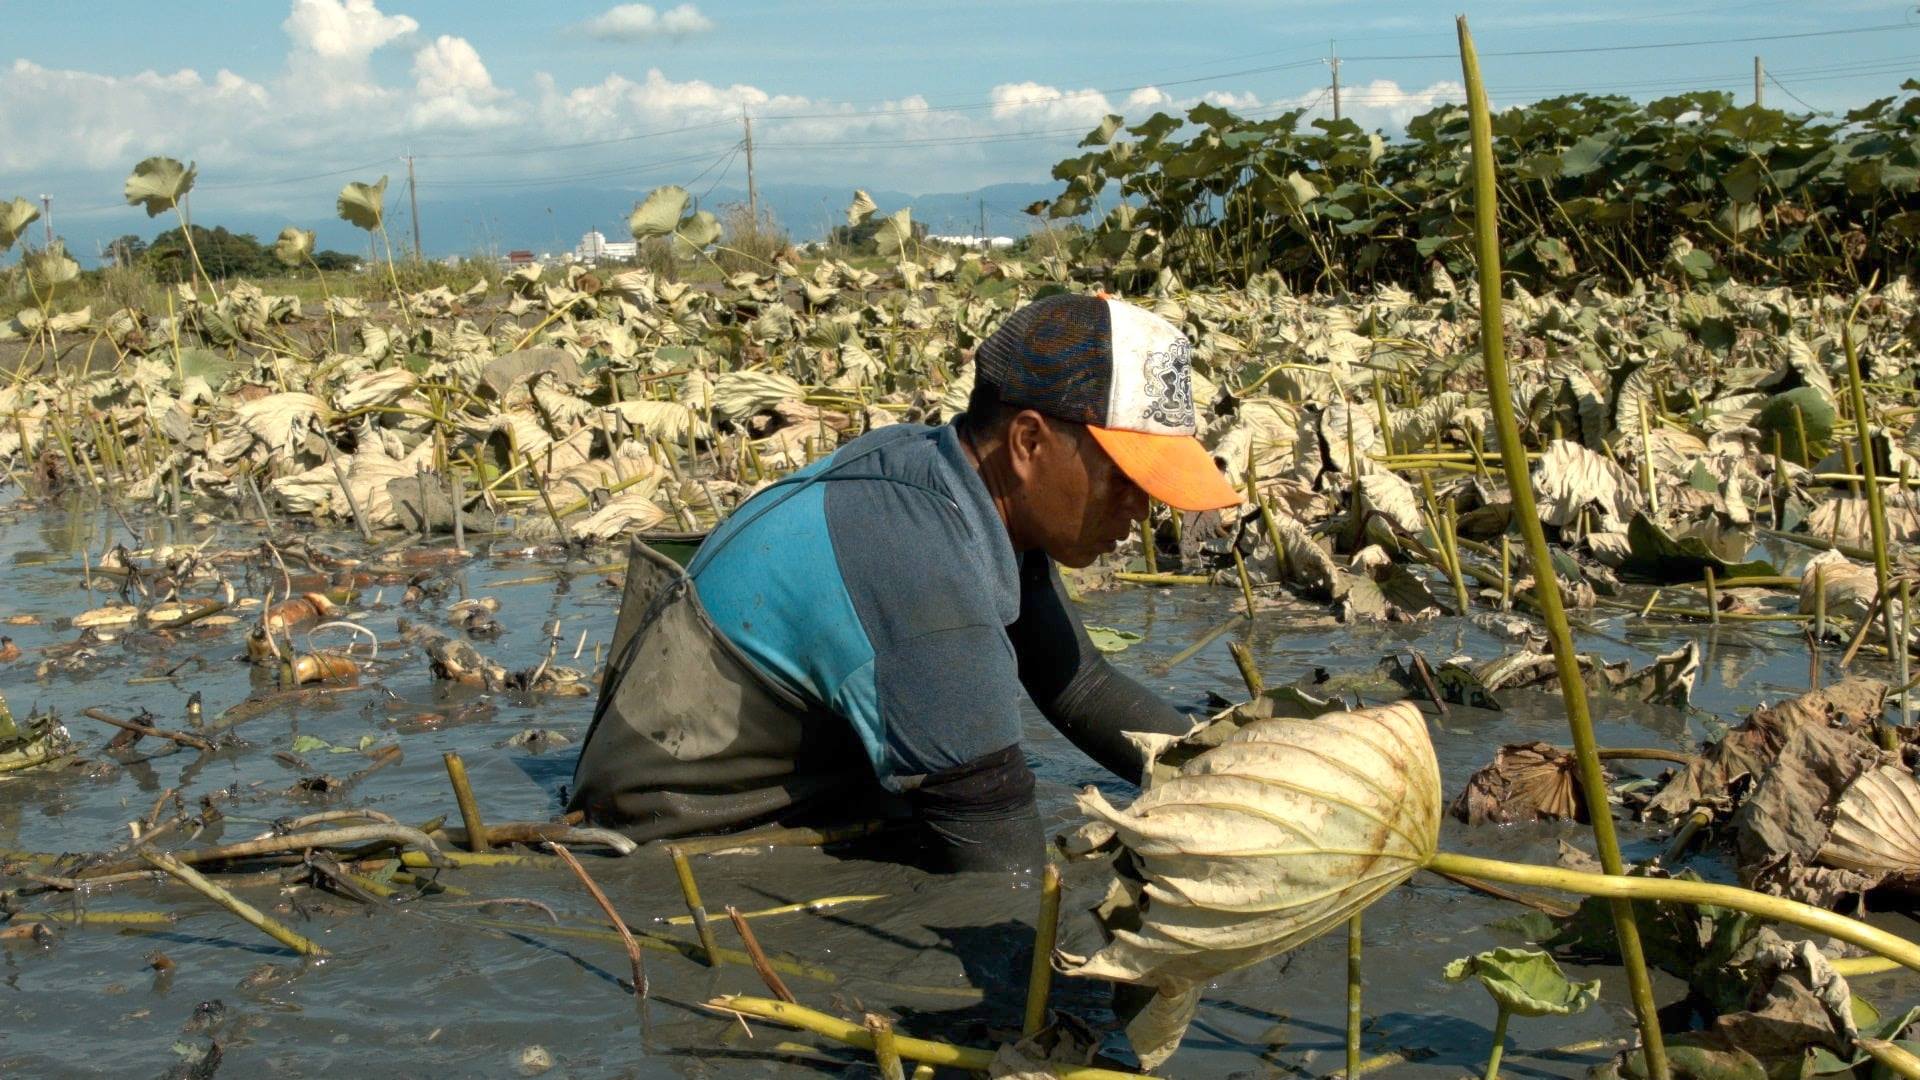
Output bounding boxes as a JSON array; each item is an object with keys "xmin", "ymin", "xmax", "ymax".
[{"xmin": 973, "ymin": 293, "xmax": 1241, "ymax": 512}]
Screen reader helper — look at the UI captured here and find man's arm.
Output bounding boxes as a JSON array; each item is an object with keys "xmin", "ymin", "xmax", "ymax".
[{"xmin": 1008, "ymin": 553, "xmax": 1197, "ymax": 783}]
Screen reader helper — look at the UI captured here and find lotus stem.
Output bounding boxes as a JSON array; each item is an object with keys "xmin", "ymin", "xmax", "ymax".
[
  {"xmin": 550, "ymin": 842, "xmax": 647, "ymax": 1001},
  {"xmin": 668, "ymin": 845, "xmax": 720, "ymax": 965},
  {"xmin": 142, "ymin": 850, "xmax": 326, "ymax": 956},
  {"xmin": 80, "ymin": 708, "xmax": 213, "ymax": 751},
  {"xmin": 1704, "ymin": 567, "xmax": 1719, "ymax": 626},
  {"xmin": 441, "ymin": 751, "xmax": 489, "ymax": 853},
  {"xmin": 1861, "ymin": 1039, "xmax": 1920, "ymax": 1080},
  {"xmin": 708, "ymin": 996, "xmax": 1156, "ymax": 1080},
  {"xmin": 1347, "ymin": 913, "xmax": 1365, "ymax": 1080},
  {"xmin": 1024, "ymin": 863, "xmax": 1062, "ymax": 1038},
  {"xmin": 1456, "ymin": 20, "xmax": 1669, "ymax": 1080},
  {"xmin": 1229, "ymin": 641, "xmax": 1264, "ymax": 697},
  {"xmin": 1115, "ymin": 571, "xmax": 1210, "ymax": 586},
  {"xmin": 398, "ymin": 848, "xmax": 552, "ymax": 870},
  {"xmin": 665, "ymin": 894, "xmax": 886, "ymax": 926},
  {"xmin": 726, "ymin": 904, "xmax": 797, "ymax": 1004},
  {"xmin": 1815, "ymin": 565, "xmax": 1828, "ymax": 642},
  {"xmin": 1140, "ymin": 515, "xmax": 1157, "ymax": 574},
  {"xmin": 1427, "ymin": 851, "xmax": 1920, "ymax": 972},
  {"xmin": 1232, "ymin": 548, "xmax": 1257, "ymax": 619},
  {"xmin": 1659, "ymin": 806, "xmax": 1712, "ymax": 866},
  {"xmin": 1483, "ymin": 1006, "xmax": 1512, "ymax": 1080},
  {"xmin": 868, "ymin": 1014, "xmax": 907, "ymax": 1080}
]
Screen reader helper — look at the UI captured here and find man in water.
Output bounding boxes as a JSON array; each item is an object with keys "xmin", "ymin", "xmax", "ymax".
[{"xmin": 570, "ymin": 293, "xmax": 1242, "ymax": 871}]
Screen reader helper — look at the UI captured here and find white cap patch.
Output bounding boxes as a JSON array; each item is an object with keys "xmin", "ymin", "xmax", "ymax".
[{"xmin": 1102, "ymin": 299, "xmax": 1196, "ymax": 436}]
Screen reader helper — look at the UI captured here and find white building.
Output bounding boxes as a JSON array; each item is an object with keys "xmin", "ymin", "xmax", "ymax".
[
  {"xmin": 576, "ymin": 230, "xmax": 639, "ymax": 263},
  {"xmin": 928, "ymin": 234, "xmax": 1016, "ymax": 250}
]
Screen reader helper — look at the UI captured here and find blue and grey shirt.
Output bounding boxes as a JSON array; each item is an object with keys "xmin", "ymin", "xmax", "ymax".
[{"xmin": 687, "ymin": 421, "xmax": 1187, "ymax": 799}]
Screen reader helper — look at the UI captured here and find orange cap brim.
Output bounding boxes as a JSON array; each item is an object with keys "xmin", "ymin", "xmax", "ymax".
[{"xmin": 1086, "ymin": 425, "xmax": 1242, "ymax": 512}]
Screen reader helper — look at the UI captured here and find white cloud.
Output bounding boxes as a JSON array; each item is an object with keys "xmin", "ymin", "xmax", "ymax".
[
  {"xmin": 1304, "ymin": 79, "xmax": 1465, "ymax": 129},
  {"xmin": 281, "ymin": 0, "xmax": 417, "ymax": 107},
  {"xmin": 0, "ymin": 59, "xmax": 269, "ymax": 172},
  {"xmin": 283, "ymin": 0, "xmax": 416, "ymax": 60},
  {"xmin": 580, "ymin": 4, "xmax": 714, "ymax": 43},
  {"xmin": 410, "ymin": 35, "xmax": 513, "ymax": 129},
  {"xmin": 988, "ymin": 81, "xmax": 1128, "ymax": 126}
]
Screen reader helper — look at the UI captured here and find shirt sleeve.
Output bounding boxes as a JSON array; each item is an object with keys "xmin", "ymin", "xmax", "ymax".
[{"xmin": 1007, "ymin": 552, "xmax": 1195, "ymax": 783}]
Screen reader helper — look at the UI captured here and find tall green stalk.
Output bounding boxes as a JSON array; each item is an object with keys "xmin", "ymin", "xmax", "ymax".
[
  {"xmin": 1455, "ymin": 19, "xmax": 1670, "ymax": 1080},
  {"xmin": 1840, "ymin": 316, "xmax": 1898, "ymax": 744}
]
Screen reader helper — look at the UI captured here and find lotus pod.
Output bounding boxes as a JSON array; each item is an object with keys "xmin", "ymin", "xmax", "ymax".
[
  {"xmin": 1818, "ymin": 763, "xmax": 1920, "ymax": 879},
  {"xmin": 1062, "ymin": 701, "xmax": 1440, "ymax": 1067}
]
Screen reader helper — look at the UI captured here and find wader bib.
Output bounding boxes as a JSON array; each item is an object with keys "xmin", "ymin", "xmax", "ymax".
[{"xmin": 567, "ymin": 536, "xmax": 877, "ymax": 841}]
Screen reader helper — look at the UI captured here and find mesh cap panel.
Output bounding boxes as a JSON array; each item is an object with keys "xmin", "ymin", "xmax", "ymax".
[{"xmin": 972, "ymin": 293, "xmax": 1113, "ymax": 426}]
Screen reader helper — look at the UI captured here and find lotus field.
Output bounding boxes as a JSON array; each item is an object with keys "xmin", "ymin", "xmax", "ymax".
[{"xmin": 7, "ymin": 41, "xmax": 1920, "ymax": 1078}]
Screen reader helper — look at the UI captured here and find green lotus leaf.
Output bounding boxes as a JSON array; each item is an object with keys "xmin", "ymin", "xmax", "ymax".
[
  {"xmin": 872, "ymin": 208, "xmax": 913, "ymax": 258},
  {"xmin": 1443, "ymin": 947, "xmax": 1599, "ymax": 1019},
  {"xmin": 669, "ymin": 209, "xmax": 721, "ymax": 259},
  {"xmin": 846, "ymin": 189, "xmax": 878, "ymax": 228},
  {"xmin": 1080, "ymin": 113, "xmax": 1124, "ymax": 147},
  {"xmin": 0, "ymin": 197, "xmax": 40, "ymax": 254},
  {"xmin": 629, "ymin": 185, "xmax": 691, "ymax": 240},
  {"xmin": 1084, "ymin": 626, "xmax": 1142, "ymax": 653},
  {"xmin": 124, "ymin": 156, "xmax": 197, "ymax": 217},
  {"xmin": 337, "ymin": 177, "xmax": 389, "ymax": 233},
  {"xmin": 272, "ymin": 226, "xmax": 315, "ymax": 267},
  {"xmin": 1619, "ymin": 512, "xmax": 1777, "ymax": 584},
  {"xmin": 1754, "ymin": 386, "xmax": 1834, "ymax": 466}
]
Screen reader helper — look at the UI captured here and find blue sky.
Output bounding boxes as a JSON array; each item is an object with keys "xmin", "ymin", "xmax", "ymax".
[{"xmin": 4, "ymin": 0, "xmax": 1918, "ymax": 255}]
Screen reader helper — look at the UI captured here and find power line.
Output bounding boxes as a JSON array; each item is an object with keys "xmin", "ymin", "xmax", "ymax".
[
  {"xmin": 1344, "ymin": 20, "xmax": 1917, "ymax": 61},
  {"xmin": 1768, "ymin": 71, "xmax": 1833, "ymax": 115}
]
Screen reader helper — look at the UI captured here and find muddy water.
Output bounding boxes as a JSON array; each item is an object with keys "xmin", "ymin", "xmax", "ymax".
[{"xmin": 2, "ymin": 497, "xmax": 1915, "ymax": 1078}]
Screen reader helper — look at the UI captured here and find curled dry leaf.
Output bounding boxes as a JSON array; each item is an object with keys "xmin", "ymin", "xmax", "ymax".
[
  {"xmin": 1533, "ymin": 439, "xmax": 1639, "ymax": 531},
  {"xmin": 1449, "ymin": 741, "xmax": 1588, "ymax": 825},
  {"xmin": 1059, "ymin": 701, "xmax": 1438, "ymax": 1069}
]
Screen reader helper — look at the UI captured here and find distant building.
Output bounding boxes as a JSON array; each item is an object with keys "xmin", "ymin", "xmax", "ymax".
[
  {"xmin": 505, "ymin": 249, "xmax": 536, "ymax": 267},
  {"xmin": 929, "ymin": 234, "xmax": 1016, "ymax": 250},
  {"xmin": 575, "ymin": 230, "xmax": 638, "ymax": 264}
]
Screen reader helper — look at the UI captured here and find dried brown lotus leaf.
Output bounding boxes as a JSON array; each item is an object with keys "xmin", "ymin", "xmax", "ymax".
[{"xmin": 1449, "ymin": 741, "xmax": 1586, "ymax": 825}]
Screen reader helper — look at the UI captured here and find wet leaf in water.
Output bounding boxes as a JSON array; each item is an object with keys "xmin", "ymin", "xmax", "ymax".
[
  {"xmin": 1443, "ymin": 946, "xmax": 1599, "ymax": 1017},
  {"xmin": 1083, "ymin": 626, "xmax": 1142, "ymax": 653}
]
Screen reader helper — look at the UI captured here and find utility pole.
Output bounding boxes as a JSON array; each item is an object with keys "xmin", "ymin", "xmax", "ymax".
[
  {"xmin": 1329, "ymin": 41, "xmax": 1342, "ymax": 121},
  {"xmin": 978, "ymin": 197, "xmax": 987, "ymax": 247},
  {"xmin": 742, "ymin": 106, "xmax": 759, "ymax": 226},
  {"xmin": 39, "ymin": 194, "xmax": 51, "ymax": 247},
  {"xmin": 1754, "ymin": 56, "xmax": 1764, "ymax": 107},
  {"xmin": 406, "ymin": 152, "xmax": 422, "ymax": 262}
]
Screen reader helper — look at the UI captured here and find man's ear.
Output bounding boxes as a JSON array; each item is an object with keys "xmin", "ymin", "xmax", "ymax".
[{"xmin": 1004, "ymin": 409, "xmax": 1051, "ymax": 479}]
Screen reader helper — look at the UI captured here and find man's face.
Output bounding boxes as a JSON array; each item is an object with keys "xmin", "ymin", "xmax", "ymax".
[{"xmin": 1010, "ymin": 412, "xmax": 1150, "ymax": 568}]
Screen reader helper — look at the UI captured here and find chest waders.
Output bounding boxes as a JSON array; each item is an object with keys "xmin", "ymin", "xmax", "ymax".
[{"xmin": 569, "ymin": 439, "xmax": 937, "ymax": 841}]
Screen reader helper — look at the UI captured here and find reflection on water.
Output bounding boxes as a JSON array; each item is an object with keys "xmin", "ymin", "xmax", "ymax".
[{"xmin": 0, "ymin": 496, "xmax": 1912, "ymax": 1077}]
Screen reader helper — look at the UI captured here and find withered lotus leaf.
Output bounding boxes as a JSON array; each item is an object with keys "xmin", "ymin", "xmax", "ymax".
[{"xmin": 1061, "ymin": 702, "xmax": 1439, "ymax": 1068}]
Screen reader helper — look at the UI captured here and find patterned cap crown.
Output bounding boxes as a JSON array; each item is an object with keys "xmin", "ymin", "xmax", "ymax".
[{"xmin": 974, "ymin": 293, "xmax": 1196, "ymax": 437}]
